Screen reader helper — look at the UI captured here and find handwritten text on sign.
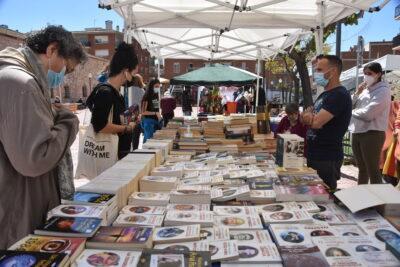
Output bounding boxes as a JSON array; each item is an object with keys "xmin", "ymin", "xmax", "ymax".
[{"xmin": 83, "ymin": 141, "xmax": 110, "ymax": 158}]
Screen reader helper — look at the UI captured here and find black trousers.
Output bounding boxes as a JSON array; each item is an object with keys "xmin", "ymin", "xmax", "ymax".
[
  {"xmin": 131, "ymin": 123, "xmax": 141, "ymax": 151},
  {"xmin": 307, "ymin": 159, "xmax": 343, "ymax": 190},
  {"xmin": 163, "ymin": 113, "xmax": 174, "ymax": 127}
]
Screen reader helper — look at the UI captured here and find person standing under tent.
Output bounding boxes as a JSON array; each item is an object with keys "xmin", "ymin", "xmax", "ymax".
[
  {"xmin": 161, "ymin": 90, "xmax": 177, "ymax": 127},
  {"xmin": 86, "ymin": 42, "xmax": 138, "ymax": 160},
  {"xmin": 0, "ymin": 25, "xmax": 86, "ymax": 249},
  {"xmin": 182, "ymin": 87, "xmax": 193, "ymax": 116},
  {"xmin": 350, "ymin": 62, "xmax": 391, "ymax": 185},
  {"xmin": 301, "ymin": 55, "xmax": 352, "ymax": 190},
  {"xmin": 141, "ymin": 78, "xmax": 162, "ymax": 142},
  {"xmin": 128, "ymin": 74, "xmax": 146, "ymax": 150}
]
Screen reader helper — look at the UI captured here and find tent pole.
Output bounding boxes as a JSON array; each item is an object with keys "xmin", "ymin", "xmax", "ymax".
[
  {"xmin": 315, "ymin": 0, "xmax": 325, "ymax": 55},
  {"xmin": 255, "ymin": 49, "xmax": 261, "ymax": 111}
]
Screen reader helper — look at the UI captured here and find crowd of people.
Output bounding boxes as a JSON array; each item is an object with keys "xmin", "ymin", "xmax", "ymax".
[{"xmin": 0, "ymin": 25, "xmax": 396, "ymax": 250}]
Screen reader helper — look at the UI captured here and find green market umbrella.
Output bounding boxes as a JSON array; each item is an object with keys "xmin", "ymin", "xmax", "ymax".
[{"xmin": 170, "ymin": 63, "xmax": 261, "ymax": 86}]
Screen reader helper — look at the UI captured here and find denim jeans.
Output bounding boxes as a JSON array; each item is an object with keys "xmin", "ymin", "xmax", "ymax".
[{"xmin": 141, "ymin": 117, "xmax": 159, "ymax": 143}]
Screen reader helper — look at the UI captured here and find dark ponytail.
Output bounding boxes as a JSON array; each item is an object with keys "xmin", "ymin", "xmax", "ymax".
[
  {"xmin": 142, "ymin": 78, "xmax": 160, "ymax": 103},
  {"xmin": 109, "ymin": 42, "xmax": 138, "ymax": 77}
]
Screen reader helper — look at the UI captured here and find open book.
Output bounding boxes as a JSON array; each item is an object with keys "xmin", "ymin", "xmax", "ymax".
[{"xmin": 334, "ymin": 184, "xmax": 400, "ymax": 213}]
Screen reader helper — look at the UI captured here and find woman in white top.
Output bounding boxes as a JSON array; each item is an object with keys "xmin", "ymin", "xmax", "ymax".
[{"xmin": 350, "ymin": 62, "xmax": 391, "ymax": 184}]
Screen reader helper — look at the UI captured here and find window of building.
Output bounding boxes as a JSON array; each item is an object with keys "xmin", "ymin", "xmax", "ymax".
[
  {"xmin": 173, "ymin": 62, "xmax": 180, "ymax": 74},
  {"xmin": 187, "ymin": 63, "xmax": 194, "ymax": 72},
  {"xmin": 241, "ymin": 62, "xmax": 246, "ymax": 69},
  {"xmin": 95, "ymin": 49, "xmax": 110, "ymax": 57},
  {"xmin": 94, "ymin": 35, "xmax": 109, "ymax": 44},
  {"xmin": 82, "ymin": 85, "xmax": 88, "ymax": 97},
  {"xmin": 64, "ymin": 85, "xmax": 71, "ymax": 99}
]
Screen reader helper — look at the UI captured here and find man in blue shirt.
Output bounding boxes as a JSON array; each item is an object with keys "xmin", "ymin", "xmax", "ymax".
[{"xmin": 302, "ymin": 55, "xmax": 352, "ymax": 190}]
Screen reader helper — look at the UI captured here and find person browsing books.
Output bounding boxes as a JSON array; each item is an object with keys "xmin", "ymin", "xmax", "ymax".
[
  {"xmin": 275, "ymin": 103, "xmax": 307, "ymax": 139},
  {"xmin": 0, "ymin": 26, "xmax": 86, "ymax": 249},
  {"xmin": 301, "ymin": 55, "xmax": 352, "ymax": 190},
  {"xmin": 86, "ymin": 42, "xmax": 139, "ymax": 160},
  {"xmin": 349, "ymin": 62, "xmax": 391, "ymax": 185},
  {"xmin": 141, "ymin": 78, "xmax": 162, "ymax": 142}
]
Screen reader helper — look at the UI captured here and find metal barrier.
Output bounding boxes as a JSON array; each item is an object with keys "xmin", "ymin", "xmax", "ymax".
[{"xmin": 343, "ymin": 131, "xmax": 354, "ymax": 161}]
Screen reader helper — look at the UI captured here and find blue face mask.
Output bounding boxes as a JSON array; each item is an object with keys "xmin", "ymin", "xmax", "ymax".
[
  {"xmin": 47, "ymin": 66, "xmax": 66, "ymax": 88},
  {"xmin": 314, "ymin": 72, "xmax": 329, "ymax": 88}
]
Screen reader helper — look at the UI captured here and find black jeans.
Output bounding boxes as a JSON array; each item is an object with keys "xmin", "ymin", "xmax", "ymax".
[
  {"xmin": 307, "ymin": 159, "xmax": 343, "ymax": 190},
  {"xmin": 131, "ymin": 123, "xmax": 142, "ymax": 151},
  {"xmin": 163, "ymin": 113, "xmax": 174, "ymax": 127}
]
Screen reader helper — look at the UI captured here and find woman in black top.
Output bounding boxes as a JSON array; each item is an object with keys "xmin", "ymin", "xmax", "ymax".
[
  {"xmin": 86, "ymin": 42, "xmax": 139, "ymax": 159},
  {"xmin": 141, "ymin": 78, "xmax": 162, "ymax": 142}
]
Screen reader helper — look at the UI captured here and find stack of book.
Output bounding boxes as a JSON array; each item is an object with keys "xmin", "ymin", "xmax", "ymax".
[
  {"xmin": 139, "ymin": 176, "xmax": 178, "ymax": 192},
  {"xmin": 275, "ymin": 133, "xmax": 305, "ymax": 168},
  {"xmin": 176, "ymin": 138, "xmax": 209, "ymax": 154},
  {"xmin": 62, "ymin": 192, "xmax": 118, "ymax": 226},
  {"xmin": 225, "ymin": 117, "xmax": 253, "ymax": 139},
  {"xmin": 152, "ymin": 128, "xmax": 178, "ymax": 140},
  {"xmin": 202, "ymin": 120, "xmax": 225, "ymax": 138},
  {"xmin": 128, "ymin": 192, "xmax": 170, "ymax": 206},
  {"xmin": 169, "ymin": 188, "xmax": 212, "ymax": 204}
]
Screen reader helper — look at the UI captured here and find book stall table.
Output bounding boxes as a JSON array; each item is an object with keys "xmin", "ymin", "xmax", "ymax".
[{"xmin": 5, "ymin": 134, "xmax": 400, "ymax": 267}]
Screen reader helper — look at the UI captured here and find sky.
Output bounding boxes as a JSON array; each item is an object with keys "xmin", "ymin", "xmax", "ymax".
[{"xmin": 0, "ymin": 0, "xmax": 399, "ymax": 52}]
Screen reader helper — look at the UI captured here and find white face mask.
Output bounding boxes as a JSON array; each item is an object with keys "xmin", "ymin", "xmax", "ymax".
[
  {"xmin": 154, "ymin": 87, "xmax": 160, "ymax": 94},
  {"xmin": 364, "ymin": 75, "xmax": 376, "ymax": 87}
]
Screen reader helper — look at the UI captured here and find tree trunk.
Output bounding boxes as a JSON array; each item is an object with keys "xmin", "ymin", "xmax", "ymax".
[
  {"xmin": 289, "ymin": 50, "xmax": 313, "ymax": 107},
  {"xmin": 289, "ymin": 86, "xmax": 293, "ymax": 103},
  {"xmin": 282, "ymin": 56, "xmax": 300, "ymax": 105}
]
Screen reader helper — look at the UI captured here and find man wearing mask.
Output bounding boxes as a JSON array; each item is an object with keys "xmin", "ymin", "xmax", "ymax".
[
  {"xmin": 0, "ymin": 26, "xmax": 86, "ymax": 248},
  {"xmin": 301, "ymin": 55, "xmax": 352, "ymax": 190}
]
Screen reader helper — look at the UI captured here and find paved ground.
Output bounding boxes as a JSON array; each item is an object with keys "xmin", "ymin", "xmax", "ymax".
[{"xmin": 71, "ymin": 108, "xmax": 358, "ymax": 189}]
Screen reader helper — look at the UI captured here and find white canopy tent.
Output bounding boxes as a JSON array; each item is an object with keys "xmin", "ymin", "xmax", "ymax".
[{"xmin": 99, "ymin": 0, "xmax": 380, "ymax": 105}]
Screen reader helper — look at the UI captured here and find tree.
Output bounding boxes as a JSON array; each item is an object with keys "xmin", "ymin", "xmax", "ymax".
[
  {"xmin": 265, "ymin": 55, "xmax": 300, "ymax": 104},
  {"xmin": 287, "ymin": 13, "xmax": 361, "ymax": 107}
]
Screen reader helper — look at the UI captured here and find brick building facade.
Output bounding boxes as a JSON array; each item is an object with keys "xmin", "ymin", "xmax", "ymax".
[
  {"xmin": 163, "ymin": 58, "xmax": 258, "ymax": 80},
  {"xmin": 72, "ymin": 21, "xmax": 153, "ymax": 83},
  {"xmin": 0, "ymin": 27, "xmax": 25, "ymax": 51},
  {"xmin": 62, "ymin": 54, "xmax": 109, "ymax": 102},
  {"xmin": 341, "ymin": 40, "xmax": 399, "ymax": 71}
]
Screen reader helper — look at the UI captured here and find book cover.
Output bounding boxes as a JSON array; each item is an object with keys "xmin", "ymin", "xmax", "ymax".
[
  {"xmin": 200, "ymin": 227, "xmax": 230, "ymax": 241},
  {"xmin": 70, "ymin": 192, "xmax": 115, "ymax": 205},
  {"xmin": 357, "ymin": 251, "xmax": 400, "ymax": 267},
  {"xmin": 120, "ymin": 205, "xmax": 166, "ymax": 215},
  {"xmin": 213, "ymin": 206, "xmax": 258, "ymax": 216},
  {"xmin": 87, "ymin": 226, "xmax": 153, "ymax": 247},
  {"xmin": 209, "ymin": 240, "xmax": 239, "ymax": 262},
  {"xmin": 280, "ymin": 246, "xmax": 330, "ymax": 267},
  {"xmin": 49, "ymin": 205, "xmax": 106, "ymax": 219},
  {"xmin": 214, "ymin": 216, "xmax": 263, "ymax": 230},
  {"xmin": 35, "ymin": 217, "xmax": 102, "ymax": 237},
  {"xmin": 73, "ymin": 249, "xmax": 141, "ymax": 267},
  {"xmin": 312, "ymin": 237, "xmax": 363, "ymax": 267},
  {"xmin": 164, "ymin": 211, "xmax": 214, "ymax": 227},
  {"xmin": 154, "ymin": 241, "xmax": 209, "ymax": 252},
  {"xmin": 262, "ymin": 210, "xmax": 312, "ymax": 224},
  {"xmin": 331, "ymin": 225, "xmax": 367, "ymax": 236},
  {"xmin": 269, "ymin": 225, "xmax": 313, "ymax": 247},
  {"xmin": 166, "ymin": 204, "xmax": 210, "ymax": 212},
  {"xmin": 230, "ymin": 230, "xmax": 273, "ymax": 243},
  {"xmin": 153, "ymin": 225, "xmax": 201, "ymax": 244},
  {"xmin": 232, "ymin": 242, "xmax": 282, "ymax": 263},
  {"xmin": 113, "ymin": 214, "xmax": 164, "ymax": 227},
  {"xmin": 0, "ymin": 250, "xmax": 68, "ymax": 267},
  {"xmin": 137, "ymin": 250, "xmax": 211, "ymax": 267},
  {"xmin": 9, "ymin": 235, "xmax": 85, "ymax": 260}
]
